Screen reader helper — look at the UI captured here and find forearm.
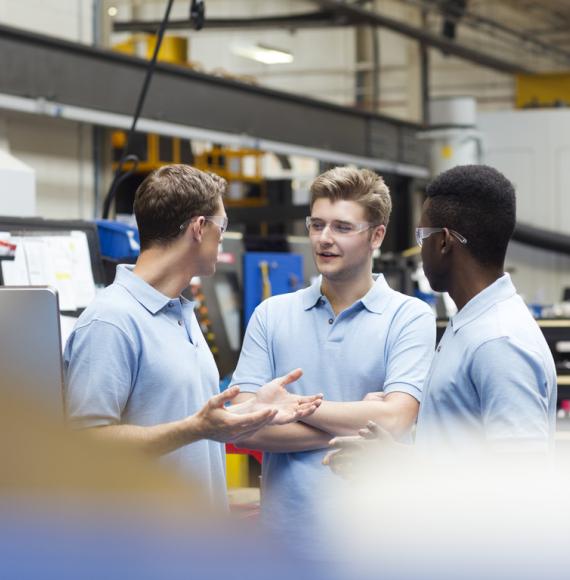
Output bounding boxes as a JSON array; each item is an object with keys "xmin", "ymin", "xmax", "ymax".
[
  {"xmin": 302, "ymin": 398, "xmax": 417, "ymax": 438},
  {"xmin": 86, "ymin": 416, "xmax": 203, "ymax": 457},
  {"xmin": 234, "ymin": 422, "xmax": 331, "ymax": 453}
]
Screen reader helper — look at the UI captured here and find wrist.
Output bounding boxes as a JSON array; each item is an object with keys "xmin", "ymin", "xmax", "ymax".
[
  {"xmin": 178, "ymin": 414, "xmax": 203, "ymax": 444},
  {"xmin": 301, "ymin": 404, "xmax": 322, "ymax": 427}
]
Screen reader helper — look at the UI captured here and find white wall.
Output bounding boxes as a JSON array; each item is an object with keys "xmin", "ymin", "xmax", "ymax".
[
  {"xmin": 0, "ymin": 0, "xmax": 93, "ymax": 43},
  {"xmin": 3, "ymin": 113, "xmax": 95, "ymax": 219},
  {"xmin": 480, "ymin": 109, "xmax": 570, "ymax": 304},
  {"xmin": 0, "ymin": 0, "xmax": 96, "ymax": 220}
]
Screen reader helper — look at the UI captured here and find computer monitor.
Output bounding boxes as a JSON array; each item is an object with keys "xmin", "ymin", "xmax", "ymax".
[
  {"xmin": 0, "ymin": 216, "xmax": 106, "ymax": 316},
  {"xmin": 0, "ymin": 286, "xmax": 64, "ymax": 421}
]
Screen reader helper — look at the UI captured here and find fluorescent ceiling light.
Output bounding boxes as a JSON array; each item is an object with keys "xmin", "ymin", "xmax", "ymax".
[{"xmin": 232, "ymin": 44, "xmax": 293, "ymax": 65}]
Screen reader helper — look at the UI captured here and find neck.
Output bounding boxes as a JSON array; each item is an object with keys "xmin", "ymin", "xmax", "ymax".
[
  {"xmin": 321, "ymin": 272, "xmax": 375, "ymax": 315},
  {"xmin": 448, "ymin": 261, "xmax": 504, "ymax": 311},
  {"xmin": 133, "ymin": 244, "xmax": 196, "ymax": 299}
]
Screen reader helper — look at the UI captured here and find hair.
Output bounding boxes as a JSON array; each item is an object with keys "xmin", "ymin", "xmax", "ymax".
[
  {"xmin": 425, "ymin": 164, "xmax": 516, "ymax": 267},
  {"xmin": 309, "ymin": 166, "xmax": 392, "ymax": 226},
  {"xmin": 134, "ymin": 164, "xmax": 227, "ymax": 251}
]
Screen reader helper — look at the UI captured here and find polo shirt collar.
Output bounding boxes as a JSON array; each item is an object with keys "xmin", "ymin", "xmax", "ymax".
[
  {"xmin": 361, "ymin": 274, "xmax": 392, "ymax": 314},
  {"xmin": 114, "ymin": 264, "xmax": 174, "ymax": 315},
  {"xmin": 302, "ymin": 277, "xmax": 324, "ymax": 310},
  {"xmin": 450, "ymin": 273, "xmax": 517, "ymax": 333},
  {"xmin": 301, "ymin": 274, "xmax": 391, "ymax": 314}
]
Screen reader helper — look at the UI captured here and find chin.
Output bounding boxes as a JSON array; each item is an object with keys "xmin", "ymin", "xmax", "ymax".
[
  {"xmin": 320, "ymin": 268, "xmax": 351, "ymax": 283},
  {"xmin": 425, "ymin": 275, "xmax": 445, "ymax": 293},
  {"xmin": 316, "ymin": 263, "xmax": 338, "ymax": 277}
]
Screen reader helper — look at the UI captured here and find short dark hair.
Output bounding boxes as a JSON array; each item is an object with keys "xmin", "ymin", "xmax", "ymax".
[
  {"xmin": 425, "ymin": 165, "xmax": 516, "ymax": 267},
  {"xmin": 310, "ymin": 166, "xmax": 392, "ymax": 226},
  {"xmin": 134, "ymin": 164, "xmax": 227, "ymax": 251}
]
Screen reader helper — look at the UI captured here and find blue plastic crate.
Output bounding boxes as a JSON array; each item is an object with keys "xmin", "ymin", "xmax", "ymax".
[{"xmin": 95, "ymin": 219, "xmax": 140, "ymax": 260}]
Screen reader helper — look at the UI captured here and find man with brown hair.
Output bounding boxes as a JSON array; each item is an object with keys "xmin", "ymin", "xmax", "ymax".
[
  {"xmin": 230, "ymin": 166, "xmax": 435, "ymax": 556},
  {"xmin": 64, "ymin": 164, "xmax": 322, "ymax": 506}
]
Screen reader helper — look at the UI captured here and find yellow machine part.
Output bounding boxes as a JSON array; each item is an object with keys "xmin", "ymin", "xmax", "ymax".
[
  {"xmin": 146, "ymin": 35, "xmax": 188, "ymax": 65},
  {"xmin": 111, "ymin": 131, "xmax": 186, "ymax": 172},
  {"xmin": 112, "ymin": 37, "xmax": 138, "ymax": 56},
  {"xmin": 113, "ymin": 35, "xmax": 189, "ymax": 66},
  {"xmin": 194, "ymin": 147, "xmax": 264, "ymax": 183},
  {"xmin": 516, "ymin": 73, "xmax": 570, "ymax": 108},
  {"xmin": 226, "ymin": 453, "xmax": 250, "ymax": 489}
]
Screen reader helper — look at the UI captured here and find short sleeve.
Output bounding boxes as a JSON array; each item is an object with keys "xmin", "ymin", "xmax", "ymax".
[
  {"xmin": 383, "ymin": 307, "xmax": 436, "ymax": 402},
  {"xmin": 230, "ymin": 302, "xmax": 274, "ymax": 393},
  {"xmin": 470, "ymin": 337, "xmax": 551, "ymax": 450},
  {"xmin": 63, "ymin": 319, "xmax": 138, "ymax": 428}
]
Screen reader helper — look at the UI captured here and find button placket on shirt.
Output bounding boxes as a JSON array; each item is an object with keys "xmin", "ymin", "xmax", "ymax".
[
  {"xmin": 324, "ymin": 303, "xmax": 346, "ymax": 342},
  {"xmin": 316, "ymin": 297, "xmax": 337, "ymax": 340},
  {"xmin": 179, "ymin": 301, "xmax": 198, "ymax": 347},
  {"xmin": 328, "ymin": 303, "xmax": 362, "ymax": 343},
  {"xmin": 166, "ymin": 300, "xmax": 187, "ymax": 335},
  {"xmin": 319, "ymin": 298, "xmax": 334, "ymax": 323}
]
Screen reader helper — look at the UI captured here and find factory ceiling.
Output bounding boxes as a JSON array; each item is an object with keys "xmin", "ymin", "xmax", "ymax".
[{"xmin": 113, "ymin": 0, "xmax": 570, "ymax": 74}]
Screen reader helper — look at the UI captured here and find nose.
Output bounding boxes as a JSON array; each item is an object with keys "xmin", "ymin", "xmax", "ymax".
[{"xmin": 318, "ymin": 223, "xmax": 334, "ymax": 243}]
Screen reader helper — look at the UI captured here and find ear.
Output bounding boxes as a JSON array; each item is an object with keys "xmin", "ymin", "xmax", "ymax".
[
  {"xmin": 188, "ymin": 216, "xmax": 206, "ymax": 243},
  {"xmin": 440, "ymin": 228, "xmax": 454, "ymax": 255},
  {"xmin": 370, "ymin": 224, "xmax": 386, "ymax": 250}
]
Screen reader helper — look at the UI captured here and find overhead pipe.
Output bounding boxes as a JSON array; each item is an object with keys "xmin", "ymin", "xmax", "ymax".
[{"xmin": 513, "ymin": 223, "xmax": 570, "ymax": 257}]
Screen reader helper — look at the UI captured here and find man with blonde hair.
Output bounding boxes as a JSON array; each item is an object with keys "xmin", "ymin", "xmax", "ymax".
[
  {"xmin": 230, "ymin": 166, "xmax": 435, "ymax": 557},
  {"xmin": 64, "ymin": 164, "xmax": 322, "ymax": 507}
]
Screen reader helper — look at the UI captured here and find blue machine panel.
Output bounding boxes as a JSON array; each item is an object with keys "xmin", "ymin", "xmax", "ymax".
[{"xmin": 243, "ymin": 252, "xmax": 303, "ymax": 329}]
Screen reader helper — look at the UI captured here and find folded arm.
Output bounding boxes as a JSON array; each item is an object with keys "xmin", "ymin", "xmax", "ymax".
[
  {"xmin": 304, "ymin": 305, "xmax": 435, "ymax": 439},
  {"xmin": 230, "ymin": 391, "xmax": 419, "ymax": 451},
  {"xmin": 301, "ymin": 391, "xmax": 420, "ymax": 439}
]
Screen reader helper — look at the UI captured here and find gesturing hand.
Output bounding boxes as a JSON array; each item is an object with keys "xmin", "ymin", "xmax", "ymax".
[
  {"xmin": 231, "ymin": 368, "xmax": 324, "ymax": 426},
  {"xmin": 195, "ymin": 386, "xmax": 278, "ymax": 443}
]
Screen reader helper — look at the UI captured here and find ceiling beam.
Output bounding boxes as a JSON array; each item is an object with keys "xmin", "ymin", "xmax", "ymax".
[
  {"xmin": 0, "ymin": 23, "xmax": 429, "ymax": 178},
  {"xmin": 113, "ymin": 11, "xmax": 351, "ymax": 33}
]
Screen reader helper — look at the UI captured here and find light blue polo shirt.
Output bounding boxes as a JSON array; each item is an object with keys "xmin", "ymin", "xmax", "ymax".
[
  {"xmin": 63, "ymin": 265, "xmax": 226, "ymax": 504},
  {"xmin": 230, "ymin": 274, "xmax": 435, "ymax": 556},
  {"xmin": 416, "ymin": 274, "xmax": 557, "ymax": 452}
]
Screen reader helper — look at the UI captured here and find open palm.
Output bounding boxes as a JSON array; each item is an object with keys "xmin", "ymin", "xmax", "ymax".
[{"xmin": 232, "ymin": 369, "xmax": 323, "ymax": 425}]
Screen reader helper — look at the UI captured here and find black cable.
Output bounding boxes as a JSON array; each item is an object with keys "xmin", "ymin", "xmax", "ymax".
[{"xmin": 102, "ymin": 0, "xmax": 176, "ymax": 219}]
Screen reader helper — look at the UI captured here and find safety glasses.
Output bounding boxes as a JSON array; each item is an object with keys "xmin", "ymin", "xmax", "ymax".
[
  {"xmin": 180, "ymin": 215, "xmax": 228, "ymax": 234},
  {"xmin": 415, "ymin": 227, "xmax": 467, "ymax": 247},
  {"xmin": 305, "ymin": 216, "xmax": 378, "ymax": 237}
]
